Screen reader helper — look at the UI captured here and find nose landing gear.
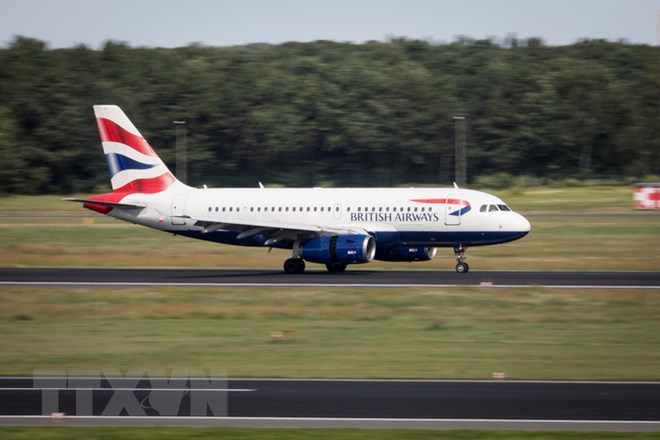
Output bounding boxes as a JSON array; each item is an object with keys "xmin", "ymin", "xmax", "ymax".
[{"xmin": 454, "ymin": 244, "xmax": 469, "ymax": 273}]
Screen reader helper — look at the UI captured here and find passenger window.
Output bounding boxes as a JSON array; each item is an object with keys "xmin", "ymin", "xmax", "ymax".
[{"xmin": 480, "ymin": 205, "xmax": 487, "ymax": 212}]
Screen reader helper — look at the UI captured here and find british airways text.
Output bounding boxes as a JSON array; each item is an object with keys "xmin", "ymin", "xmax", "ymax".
[{"xmin": 350, "ymin": 212, "xmax": 441, "ymax": 222}]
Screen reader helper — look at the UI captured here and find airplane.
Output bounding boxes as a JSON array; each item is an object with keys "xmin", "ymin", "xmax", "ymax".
[{"xmin": 66, "ymin": 105, "xmax": 531, "ymax": 274}]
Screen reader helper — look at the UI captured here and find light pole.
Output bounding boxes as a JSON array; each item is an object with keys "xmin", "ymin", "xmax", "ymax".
[
  {"xmin": 453, "ymin": 116, "xmax": 466, "ymax": 186},
  {"xmin": 173, "ymin": 120, "xmax": 187, "ymax": 184}
]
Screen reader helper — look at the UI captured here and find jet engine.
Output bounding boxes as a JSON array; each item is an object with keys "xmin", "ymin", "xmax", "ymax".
[{"xmin": 300, "ymin": 235, "xmax": 376, "ymax": 265}]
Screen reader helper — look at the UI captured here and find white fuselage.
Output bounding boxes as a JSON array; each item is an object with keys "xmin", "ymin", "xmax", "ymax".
[{"xmin": 111, "ymin": 185, "xmax": 530, "ymax": 251}]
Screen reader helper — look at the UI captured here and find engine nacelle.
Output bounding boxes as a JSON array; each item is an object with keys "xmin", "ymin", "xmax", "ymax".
[
  {"xmin": 375, "ymin": 246, "xmax": 437, "ymax": 262},
  {"xmin": 301, "ymin": 235, "xmax": 376, "ymax": 265}
]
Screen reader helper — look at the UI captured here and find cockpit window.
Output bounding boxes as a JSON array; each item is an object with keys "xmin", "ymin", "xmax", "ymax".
[{"xmin": 481, "ymin": 204, "xmax": 512, "ymax": 213}]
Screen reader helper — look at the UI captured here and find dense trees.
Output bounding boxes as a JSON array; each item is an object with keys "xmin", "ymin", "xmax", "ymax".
[{"xmin": 0, "ymin": 36, "xmax": 658, "ymax": 194}]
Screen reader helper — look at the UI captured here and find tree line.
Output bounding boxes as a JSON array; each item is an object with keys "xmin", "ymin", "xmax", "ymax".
[{"xmin": 0, "ymin": 36, "xmax": 658, "ymax": 194}]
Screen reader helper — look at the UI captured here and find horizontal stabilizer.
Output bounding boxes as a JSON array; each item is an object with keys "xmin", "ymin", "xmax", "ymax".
[{"xmin": 63, "ymin": 198, "xmax": 144, "ymax": 209}]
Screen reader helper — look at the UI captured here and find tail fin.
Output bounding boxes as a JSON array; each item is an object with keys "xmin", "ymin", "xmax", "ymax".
[{"xmin": 94, "ymin": 105, "xmax": 177, "ymax": 194}]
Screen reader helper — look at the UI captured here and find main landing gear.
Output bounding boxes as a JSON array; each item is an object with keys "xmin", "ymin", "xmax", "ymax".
[
  {"xmin": 283, "ymin": 241, "xmax": 348, "ymax": 274},
  {"xmin": 283, "ymin": 241, "xmax": 305, "ymax": 274},
  {"xmin": 454, "ymin": 244, "xmax": 469, "ymax": 273},
  {"xmin": 283, "ymin": 259, "xmax": 347, "ymax": 274},
  {"xmin": 325, "ymin": 263, "xmax": 347, "ymax": 273},
  {"xmin": 283, "ymin": 258, "xmax": 305, "ymax": 274}
]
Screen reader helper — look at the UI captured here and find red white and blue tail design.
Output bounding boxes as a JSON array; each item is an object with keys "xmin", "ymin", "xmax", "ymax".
[{"xmin": 94, "ymin": 105, "xmax": 177, "ymax": 194}]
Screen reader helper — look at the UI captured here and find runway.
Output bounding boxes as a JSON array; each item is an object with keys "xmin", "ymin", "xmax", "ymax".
[
  {"xmin": 1, "ymin": 268, "xmax": 659, "ymax": 288},
  {"xmin": 1, "ymin": 378, "xmax": 659, "ymax": 431}
]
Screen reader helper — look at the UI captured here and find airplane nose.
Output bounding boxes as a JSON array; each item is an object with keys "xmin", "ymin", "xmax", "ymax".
[{"xmin": 516, "ymin": 213, "xmax": 531, "ymax": 233}]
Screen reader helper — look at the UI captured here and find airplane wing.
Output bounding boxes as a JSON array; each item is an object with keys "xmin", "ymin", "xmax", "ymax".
[{"xmin": 188, "ymin": 215, "xmax": 370, "ymax": 245}]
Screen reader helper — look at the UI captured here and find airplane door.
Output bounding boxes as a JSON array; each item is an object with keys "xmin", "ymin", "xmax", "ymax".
[
  {"xmin": 171, "ymin": 194, "xmax": 187, "ymax": 225},
  {"xmin": 444, "ymin": 194, "xmax": 461, "ymax": 226}
]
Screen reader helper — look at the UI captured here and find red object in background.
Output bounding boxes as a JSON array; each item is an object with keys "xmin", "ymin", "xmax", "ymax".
[{"xmin": 634, "ymin": 183, "xmax": 660, "ymax": 209}]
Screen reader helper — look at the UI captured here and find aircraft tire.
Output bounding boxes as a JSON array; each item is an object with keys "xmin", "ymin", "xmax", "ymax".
[
  {"xmin": 284, "ymin": 258, "xmax": 305, "ymax": 274},
  {"xmin": 325, "ymin": 263, "xmax": 347, "ymax": 273},
  {"xmin": 455, "ymin": 262, "xmax": 469, "ymax": 273}
]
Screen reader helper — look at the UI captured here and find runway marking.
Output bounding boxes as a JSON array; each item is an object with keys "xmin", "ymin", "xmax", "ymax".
[
  {"xmin": 1, "ymin": 281, "xmax": 658, "ymax": 289},
  {"xmin": 0, "ymin": 388, "xmax": 254, "ymax": 392},
  {"xmin": 1, "ymin": 415, "xmax": 660, "ymax": 425}
]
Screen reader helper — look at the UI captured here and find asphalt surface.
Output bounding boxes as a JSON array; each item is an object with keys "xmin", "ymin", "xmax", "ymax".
[
  {"xmin": 1, "ymin": 378, "xmax": 659, "ymax": 431},
  {"xmin": 1, "ymin": 268, "xmax": 659, "ymax": 288}
]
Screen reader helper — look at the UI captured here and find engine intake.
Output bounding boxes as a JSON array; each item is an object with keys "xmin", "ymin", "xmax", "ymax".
[{"xmin": 301, "ymin": 235, "xmax": 376, "ymax": 265}]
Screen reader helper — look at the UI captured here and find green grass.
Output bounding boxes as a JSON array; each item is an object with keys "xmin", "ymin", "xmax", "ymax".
[
  {"xmin": 1, "ymin": 287, "xmax": 659, "ymax": 380},
  {"xmin": 2, "ymin": 427, "xmax": 660, "ymax": 440},
  {"xmin": 0, "ymin": 187, "xmax": 658, "ymax": 270}
]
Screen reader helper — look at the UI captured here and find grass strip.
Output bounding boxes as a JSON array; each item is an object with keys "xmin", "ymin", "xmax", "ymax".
[{"xmin": 1, "ymin": 287, "xmax": 659, "ymax": 380}]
